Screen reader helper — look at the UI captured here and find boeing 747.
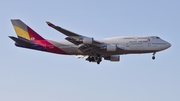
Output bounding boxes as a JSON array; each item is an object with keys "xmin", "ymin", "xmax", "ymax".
[{"xmin": 9, "ymin": 19, "xmax": 171, "ymax": 64}]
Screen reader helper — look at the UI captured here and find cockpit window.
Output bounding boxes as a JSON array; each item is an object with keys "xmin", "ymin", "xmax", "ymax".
[{"xmin": 156, "ymin": 37, "xmax": 160, "ymax": 39}]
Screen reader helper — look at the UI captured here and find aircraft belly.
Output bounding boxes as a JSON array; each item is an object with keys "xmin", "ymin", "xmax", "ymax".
[{"xmin": 57, "ymin": 46, "xmax": 81, "ymax": 55}]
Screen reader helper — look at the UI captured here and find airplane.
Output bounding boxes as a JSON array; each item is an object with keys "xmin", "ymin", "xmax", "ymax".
[{"xmin": 9, "ymin": 19, "xmax": 171, "ymax": 64}]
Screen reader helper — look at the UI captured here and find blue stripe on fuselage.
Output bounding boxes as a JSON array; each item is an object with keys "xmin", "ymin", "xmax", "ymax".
[{"xmin": 15, "ymin": 43, "xmax": 47, "ymax": 51}]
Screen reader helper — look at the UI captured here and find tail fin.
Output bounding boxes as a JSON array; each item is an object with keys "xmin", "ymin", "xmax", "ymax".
[{"xmin": 11, "ymin": 19, "xmax": 44, "ymax": 41}]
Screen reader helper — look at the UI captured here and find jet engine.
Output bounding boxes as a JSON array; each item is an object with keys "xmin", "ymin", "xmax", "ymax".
[
  {"xmin": 82, "ymin": 38, "xmax": 94, "ymax": 44},
  {"xmin": 104, "ymin": 55, "xmax": 120, "ymax": 61},
  {"xmin": 106, "ymin": 45, "xmax": 117, "ymax": 51}
]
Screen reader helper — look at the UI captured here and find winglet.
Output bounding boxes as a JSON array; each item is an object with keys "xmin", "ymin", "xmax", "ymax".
[{"xmin": 46, "ymin": 21, "xmax": 55, "ymax": 27}]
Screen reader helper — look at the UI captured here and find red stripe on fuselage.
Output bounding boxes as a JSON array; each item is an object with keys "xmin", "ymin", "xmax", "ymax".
[
  {"xmin": 26, "ymin": 26, "xmax": 67, "ymax": 54},
  {"xmin": 35, "ymin": 40, "xmax": 68, "ymax": 54}
]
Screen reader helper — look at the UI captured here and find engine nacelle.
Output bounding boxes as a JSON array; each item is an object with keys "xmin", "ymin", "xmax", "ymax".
[
  {"xmin": 104, "ymin": 55, "xmax": 120, "ymax": 62},
  {"xmin": 83, "ymin": 38, "xmax": 94, "ymax": 44},
  {"xmin": 106, "ymin": 45, "xmax": 117, "ymax": 51}
]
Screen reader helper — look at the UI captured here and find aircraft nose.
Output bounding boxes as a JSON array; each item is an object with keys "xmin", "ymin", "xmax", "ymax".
[{"xmin": 166, "ymin": 42, "xmax": 171, "ymax": 49}]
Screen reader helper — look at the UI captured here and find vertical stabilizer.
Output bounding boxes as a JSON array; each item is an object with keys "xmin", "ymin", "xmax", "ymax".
[{"xmin": 11, "ymin": 19, "xmax": 44, "ymax": 41}]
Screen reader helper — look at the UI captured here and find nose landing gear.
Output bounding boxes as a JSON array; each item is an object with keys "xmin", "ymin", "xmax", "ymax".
[{"xmin": 152, "ymin": 52, "xmax": 156, "ymax": 60}]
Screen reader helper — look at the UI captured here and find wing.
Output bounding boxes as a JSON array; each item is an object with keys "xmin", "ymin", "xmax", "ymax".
[
  {"xmin": 46, "ymin": 21, "xmax": 124, "ymax": 54},
  {"xmin": 46, "ymin": 21, "xmax": 102, "ymax": 44},
  {"xmin": 46, "ymin": 21, "xmax": 81, "ymax": 37}
]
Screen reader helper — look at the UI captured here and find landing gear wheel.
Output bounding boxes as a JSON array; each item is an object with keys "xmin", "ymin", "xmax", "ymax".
[
  {"xmin": 97, "ymin": 61, "xmax": 100, "ymax": 64},
  {"xmin": 96, "ymin": 57, "xmax": 102, "ymax": 64},
  {"xmin": 88, "ymin": 56, "xmax": 95, "ymax": 62},
  {"xmin": 152, "ymin": 52, "xmax": 156, "ymax": 60},
  {"xmin": 96, "ymin": 54, "xmax": 102, "ymax": 64}
]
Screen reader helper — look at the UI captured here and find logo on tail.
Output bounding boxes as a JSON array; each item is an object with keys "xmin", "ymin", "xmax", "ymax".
[{"xmin": 11, "ymin": 19, "xmax": 44, "ymax": 41}]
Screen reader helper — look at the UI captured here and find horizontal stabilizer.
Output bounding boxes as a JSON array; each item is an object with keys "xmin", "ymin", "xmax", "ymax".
[{"xmin": 9, "ymin": 36, "xmax": 36, "ymax": 46}]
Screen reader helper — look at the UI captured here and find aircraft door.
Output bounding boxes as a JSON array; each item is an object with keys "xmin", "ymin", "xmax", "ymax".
[{"xmin": 148, "ymin": 38, "xmax": 151, "ymax": 47}]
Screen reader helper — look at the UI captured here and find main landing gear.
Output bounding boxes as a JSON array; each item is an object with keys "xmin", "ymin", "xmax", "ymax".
[
  {"xmin": 96, "ymin": 54, "xmax": 102, "ymax": 64},
  {"xmin": 87, "ymin": 54, "xmax": 102, "ymax": 64},
  {"xmin": 152, "ymin": 52, "xmax": 156, "ymax": 60}
]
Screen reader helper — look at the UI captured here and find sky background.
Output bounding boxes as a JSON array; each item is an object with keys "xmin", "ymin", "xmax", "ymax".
[{"xmin": 0, "ymin": 0, "xmax": 179, "ymax": 101}]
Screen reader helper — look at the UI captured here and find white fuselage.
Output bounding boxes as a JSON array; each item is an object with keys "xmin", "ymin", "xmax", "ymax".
[{"xmin": 49, "ymin": 36, "xmax": 171, "ymax": 56}]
